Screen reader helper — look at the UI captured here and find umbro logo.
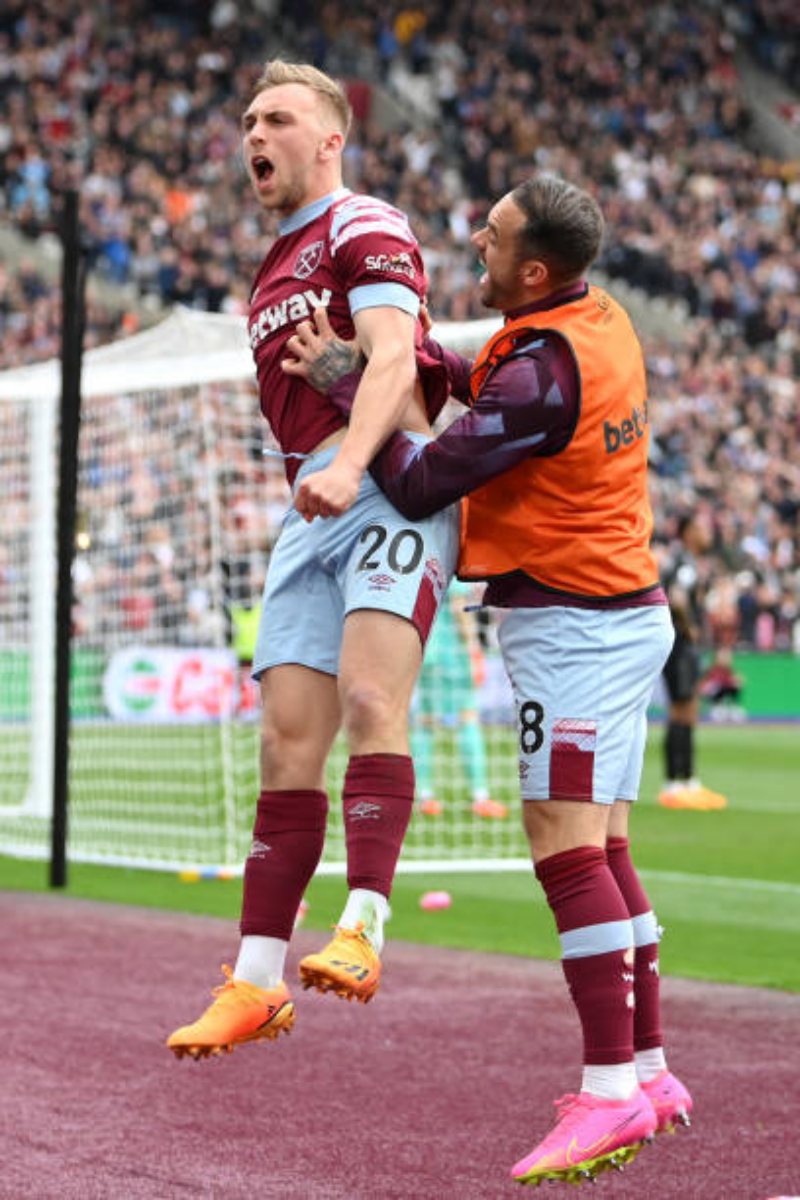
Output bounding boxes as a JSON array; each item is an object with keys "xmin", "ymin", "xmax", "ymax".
[
  {"xmin": 348, "ymin": 801, "xmax": 382, "ymax": 821},
  {"xmin": 249, "ymin": 838, "xmax": 272, "ymax": 858},
  {"xmin": 368, "ymin": 573, "xmax": 396, "ymax": 590}
]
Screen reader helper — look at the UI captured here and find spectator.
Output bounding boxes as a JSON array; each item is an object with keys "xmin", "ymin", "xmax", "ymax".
[
  {"xmin": 0, "ymin": 0, "xmax": 797, "ymax": 657},
  {"xmin": 411, "ymin": 579, "xmax": 508, "ymax": 821},
  {"xmin": 698, "ymin": 647, "xmax": 746, "ymax": 722}
]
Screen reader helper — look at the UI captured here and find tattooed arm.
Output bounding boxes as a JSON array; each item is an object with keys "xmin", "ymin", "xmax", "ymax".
[{"xmin": 282, "ymin": 308, "xmax": 363, "ymax": 395}]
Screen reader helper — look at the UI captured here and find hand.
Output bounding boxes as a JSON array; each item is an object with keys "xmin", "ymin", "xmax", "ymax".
[
  {"xmin": 281, "ymin": 307, "xmax": 362, "ymax": 393},
  {"xmin": 293, "ymin": 455, "xmax": 364, "ymax": 522}
]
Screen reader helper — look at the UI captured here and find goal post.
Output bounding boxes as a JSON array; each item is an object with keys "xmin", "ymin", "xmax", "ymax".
[
  {"xmin": 0, "ymin": 306, "xmax": 532, "ymax": 875},
  {"xmin": 27, "ymin": 389, "xmax": 57, "ymax": 819},
  {"xmin": 0, "ymin": 390, "xmax": 57, "ymax": 825}
]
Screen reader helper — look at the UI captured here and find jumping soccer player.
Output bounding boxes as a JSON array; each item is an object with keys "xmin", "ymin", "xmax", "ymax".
[
  {"xmin": 286, "ymin": 176, "xmax": 692, "ymax": 1185},
  {"xmin": 166, "ymin": 61, "xmax": 459, "ymax": 1060}
]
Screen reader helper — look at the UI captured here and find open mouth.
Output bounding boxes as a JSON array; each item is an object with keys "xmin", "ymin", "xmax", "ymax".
[{"xmin": 252, "ymin": 155, "xmax": 274, "ymax": 183}]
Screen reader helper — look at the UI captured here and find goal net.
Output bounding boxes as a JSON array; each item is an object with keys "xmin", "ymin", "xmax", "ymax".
[{"xmin": 0, "ymin": 306, "xmax": 529, "ymax": 874}]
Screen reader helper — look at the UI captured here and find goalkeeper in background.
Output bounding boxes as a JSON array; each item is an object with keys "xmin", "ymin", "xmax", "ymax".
[{"xmin": 413, "ymin": 578, "xmax": 507, "ymax": 819}]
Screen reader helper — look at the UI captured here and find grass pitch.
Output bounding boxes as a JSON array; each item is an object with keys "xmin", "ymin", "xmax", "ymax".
[{"xmin": 2, "ymin": 723, "xmax": 798, "ymax": 992}]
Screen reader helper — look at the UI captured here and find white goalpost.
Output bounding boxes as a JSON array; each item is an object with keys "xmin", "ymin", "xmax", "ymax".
[{"xmin": 0, "ymin": 306, "xmax": 530, "ymax": 874}]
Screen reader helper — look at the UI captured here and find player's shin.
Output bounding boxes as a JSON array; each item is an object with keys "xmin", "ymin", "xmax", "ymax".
[{"xmin": 239, "ymin": 788, "xmax": 328, "ymax": 957}]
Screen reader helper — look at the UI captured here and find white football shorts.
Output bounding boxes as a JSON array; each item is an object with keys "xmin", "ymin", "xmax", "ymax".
[
  {"xmin": 253, "ymin": 440, "xmax": 460, "ymax": 679},
  {"xmin": 497, "ymin": 603, "xmax": 674, "ymax": 804}
]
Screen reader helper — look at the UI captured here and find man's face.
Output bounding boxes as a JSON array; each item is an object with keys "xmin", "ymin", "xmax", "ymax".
[
  {"xmin": 687, "ymin": 512, "xmax": 713, "ymax": 553},
  {"xmin": 241, "ymin": 83, "xmax": 339, "ymax": 216},
  {"xmin": 471, "ymin": 193, "xmax": 531, "ymax": 311}
]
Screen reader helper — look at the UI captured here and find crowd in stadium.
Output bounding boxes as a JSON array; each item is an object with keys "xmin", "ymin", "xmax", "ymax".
[{"xmin": 1, "ymin": 0, "xmax": 798, "ymax": 656}]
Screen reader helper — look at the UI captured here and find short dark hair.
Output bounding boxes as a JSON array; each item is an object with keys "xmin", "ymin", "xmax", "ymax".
[{"xmin": 510, "ymin": 176, "xmax": 604, "ymax": 285}]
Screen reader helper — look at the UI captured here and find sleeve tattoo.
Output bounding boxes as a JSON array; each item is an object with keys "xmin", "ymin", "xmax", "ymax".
[{"xmin": 308, "ymin": 340, "xmax": 363, "ymax": 392}]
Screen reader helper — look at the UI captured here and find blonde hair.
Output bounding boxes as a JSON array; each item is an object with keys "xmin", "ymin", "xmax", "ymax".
[{"xmin": 250, "ymin": 61, "xmax": 352, "ymax": 137}]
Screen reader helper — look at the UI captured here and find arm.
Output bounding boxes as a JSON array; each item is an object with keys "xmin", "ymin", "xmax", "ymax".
[
  {"xmin": 346, "ymin": 304, "xmax": 419, "ymax": 469},
  {"xmin": 420, "ymin": 334, "xmax": 473, "ymax": 403},
  {"xmin": 282, "ymin": 306, "xmax": 474, "ymax": 416},
  {"xmin": 292, "ymin": 304, "xmax": 417, "ymax": 521},
  {"xmin": 282, "ymin": 313, "xmax": 578, "ymax": 519},
  {"xmin": 370, "ymin": 337, "xmax": 580, "ymax": 519}
]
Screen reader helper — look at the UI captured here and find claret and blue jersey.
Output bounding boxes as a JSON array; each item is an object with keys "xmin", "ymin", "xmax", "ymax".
[{"xmin": 247, "ymin": 188, "xmax": 429, "ymax": 480}]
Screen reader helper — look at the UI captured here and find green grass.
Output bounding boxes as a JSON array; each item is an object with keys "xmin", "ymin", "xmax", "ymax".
[{"xmin": 2, "ymin": 724, "xmax": 799, "ymax": 992}]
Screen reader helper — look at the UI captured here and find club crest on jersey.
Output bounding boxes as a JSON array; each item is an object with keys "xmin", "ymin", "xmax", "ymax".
[{"xmin": 294, "ymin": 240, "xmax": 324, "ymax": 280}]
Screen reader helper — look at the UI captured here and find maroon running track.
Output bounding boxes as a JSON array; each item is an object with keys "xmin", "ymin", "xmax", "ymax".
[{"xmin": 2, "ymin": 892, "xmax": 798, "ymax": 1200}]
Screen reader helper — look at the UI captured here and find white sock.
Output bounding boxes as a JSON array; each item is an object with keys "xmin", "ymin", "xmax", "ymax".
[
  {"xmin": 233, "ymin": 935, "xmax": 288, "ymax": 989},
  {"xmin": 635, "ymin": 1047, "xmax": 667, "ymax": 1083},
  {"xmin": 338, "ymin": 888, "xmax": 390, "ymax": 953},
  {"xmin": 581, "ymin": 1062, "xmax": 639, "ymax": 1100}
]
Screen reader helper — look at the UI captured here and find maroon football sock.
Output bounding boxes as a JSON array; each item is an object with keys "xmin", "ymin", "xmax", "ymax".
[
  {"xmin": 240, "ymin": 788, "xmax": 328, "ymax": 939},
  {"xmin": 536, "ymin": 845, "xmax": 635, "ymax": 1065},
  {"xmin": 607, "ymin": 836, "xmax": 663, "ymax": 1052},
  {"xmin": 344, "ymin": 753, "xmax": 415, "ymax": 898},
  {"xmin": 605, "ymin": 836, "xmax": 650, "ymax": 913}
]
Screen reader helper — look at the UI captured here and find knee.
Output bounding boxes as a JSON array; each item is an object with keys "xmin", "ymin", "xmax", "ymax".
[
  {"xmin": 523, "ymin": 800, "xmax": 608, "ymax": 862},
  {"xmin": 260, "ymin": 712, "xmax": 316, "ymax": 778},
  {"xmin": 260, "ymin": 713, "xmax": 289, "ymax": 763},
  {"xmin": 340, "ymin": 679, "xmax": 396, "ymax": 742}
]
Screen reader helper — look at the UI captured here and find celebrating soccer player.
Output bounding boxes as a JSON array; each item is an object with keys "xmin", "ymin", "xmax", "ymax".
[
  {"xmin": 285, "ymin": 175, "xmax": 693, "ymax": 1186},
  {"xmin": 167, "ymin": 61, "xmax": 460, "ymax": 1060}
]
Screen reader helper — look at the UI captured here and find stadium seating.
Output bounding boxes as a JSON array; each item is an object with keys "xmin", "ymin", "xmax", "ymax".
[{"xmin": 0, "ymin": 0, "xmax": 797, "ymax": 651}]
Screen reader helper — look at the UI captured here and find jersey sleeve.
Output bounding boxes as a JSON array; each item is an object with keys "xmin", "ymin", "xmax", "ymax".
[
  {"xmin": 368, "ymin": 332, "xmax": 581, "ymax": 519},
  {"xmin": 420, "ymin": 335, "xmax": 473, "ymax": 402},
  {"xmin": 329, "ymin": 195, "xmax": 426, "ymax": 316}
]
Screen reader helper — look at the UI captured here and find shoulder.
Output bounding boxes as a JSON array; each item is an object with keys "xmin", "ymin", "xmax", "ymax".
[
  {"xmin": 330, "ymin": 193, "xmax": 416, "ymax": 253},
  {"xmin": 491, "ymin": 328, "xmax": 577, "ymax": 379}
]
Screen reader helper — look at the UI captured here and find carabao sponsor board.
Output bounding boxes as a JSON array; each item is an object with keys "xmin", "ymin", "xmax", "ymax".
[{"xmin": 103, "ymin": 647, "xmax": 254, "ymax": 722}]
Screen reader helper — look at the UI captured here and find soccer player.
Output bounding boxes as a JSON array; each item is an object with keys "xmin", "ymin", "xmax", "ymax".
[
  {"xmin": 166, "ymin": 61, "xmax": 459, "ymax": 1059},
  {"xmin": 286, "ymin": 176, "xmax": 692, "ymax": 1185},
  {"xmin": 412, "ymin": 578, "xmax": 507, "ymax": 819},
  {"xmin": 658, "ymin": 512, "xmax": 728, "ymax": 809}
]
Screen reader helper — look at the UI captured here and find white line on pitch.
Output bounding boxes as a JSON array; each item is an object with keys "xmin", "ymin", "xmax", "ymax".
[{"xmin": 641, "ymin": 868, "xmax": 800, "ymax": 896}]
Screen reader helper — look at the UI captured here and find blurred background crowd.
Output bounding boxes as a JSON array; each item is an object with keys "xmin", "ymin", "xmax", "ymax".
[{"xmin": 1, "ymin": 0, "xmax": 798, "ymax": 656}]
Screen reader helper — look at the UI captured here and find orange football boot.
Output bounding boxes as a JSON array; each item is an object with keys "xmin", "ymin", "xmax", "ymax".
[
  {"xmin": 298, "ymin": 922, "xmax": 381, "ymax": 1003},
  {"xmin": 472, "ymin": 797, "xmax": 509, "ymax": 819},
  {"xmin": 167, "ymin": 966, "xmax": 295, "ymax": 1059}
]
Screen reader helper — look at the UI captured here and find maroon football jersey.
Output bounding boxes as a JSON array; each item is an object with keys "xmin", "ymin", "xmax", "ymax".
[{"xmin": 248, "ymin": 189, "xmax": 439, "ymax": 484}]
